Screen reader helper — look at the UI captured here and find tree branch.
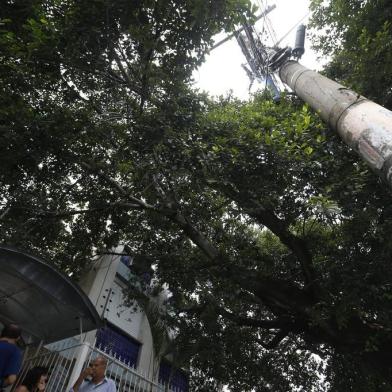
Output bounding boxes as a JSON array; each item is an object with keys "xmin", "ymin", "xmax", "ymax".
[
  {"xmin": 170, "ymin": 211, "xmax": 221, "ymax": 261},
  {"xmin": 31, "ymin": 201, "xmax": 142, "ymax": 218},
  {"xmin": 81, "ymin": 161, "xmax": 156, "ymax": 211},
  {"xmin": 80, "ymin": 162, "xmax": 317, "ymax": 321},
  {"xmin": 217, "ymin": 307, "xmax": 288, "ymax": 330},
  {"xmin": 112, "ymin": 49, "xmax": 136, "ymax": 89},
  {"xmin": 0, "ymin": 207, "xmax": 10, "ymax": 220},
  {"xmin": 256, "ymin": 329, "xmax": 288, "ymax": 349},
  {"xmin": 207, "ymin": 181, "xmax": 318, "ymax": 292},
  {"xmin": 245, "ymin": 204, "xmax": 317, "ymax": 289}
]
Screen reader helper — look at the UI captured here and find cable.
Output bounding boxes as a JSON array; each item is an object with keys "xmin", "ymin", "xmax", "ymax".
[
  {"xmin": 265, "ymin": 16, "xmax": 278, "ymax": 45},
  {"xmin": 275, "ymin": 11, "xmax": 310, "ymax": 47}
]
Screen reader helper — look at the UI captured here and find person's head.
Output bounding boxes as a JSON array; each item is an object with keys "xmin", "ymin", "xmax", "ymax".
[
  {"xmin": 90, "ymin": 357, "xmax": 107, "ymax": 381},
  {"xmin": 22, "ymin": 367, "xmax": 48, "ymax": 392},
  {"xmin": 1, "ymin": 323, "xmax": 21, "ymax": 342}
]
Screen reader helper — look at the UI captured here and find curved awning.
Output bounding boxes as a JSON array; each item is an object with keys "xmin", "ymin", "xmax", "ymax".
[{"xmin": 0, "ymin": 246, "xmax": 102, "ymax": 344}]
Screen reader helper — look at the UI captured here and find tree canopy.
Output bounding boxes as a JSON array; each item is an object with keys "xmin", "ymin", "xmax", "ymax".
[
  {"xmin": 0, "ymin": 0, "xmax": 253, "ymax": 270},
  {"xmin": 2, "ymin": 1, "xmax": 392, "ymax": 391}
]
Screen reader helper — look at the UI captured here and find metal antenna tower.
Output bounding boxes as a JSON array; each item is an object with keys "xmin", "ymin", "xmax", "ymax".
[
  {"xmin": 235, "ymin": 2, "xmax": 309, "ymax": 101},
  {"xmin": 212, "ymin": 3, "xmax": 294, "ymax": 101}
]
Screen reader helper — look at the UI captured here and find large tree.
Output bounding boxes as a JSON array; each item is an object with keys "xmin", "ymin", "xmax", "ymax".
[
  {"xmin": 0, "ymin": 0, "xmax": 253, "ymax": 271},
  {"xmin": 123, "ymin": 93, "xmax": 392, "ymax": 392},
  {"xmin": 2, "ymin": 1, "xmax": 392, "ymax": 391}
]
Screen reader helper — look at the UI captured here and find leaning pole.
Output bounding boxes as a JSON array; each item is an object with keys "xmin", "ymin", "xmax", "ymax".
[{"xmin": 279, "ymin": 60, "xmax": 392, "ymax": 188}]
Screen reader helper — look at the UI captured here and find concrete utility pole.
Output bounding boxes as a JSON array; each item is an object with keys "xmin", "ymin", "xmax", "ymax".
[
  {"xmin": 221, "ymin": 7, "xmax": 392, "ymax": 189},
  {"xmin": 279, "ymin": 61, "xmax": 392, "ymax": 188}
]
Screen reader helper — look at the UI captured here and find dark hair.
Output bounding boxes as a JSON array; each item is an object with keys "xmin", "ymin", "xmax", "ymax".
[
  {"xmin": 21, "ymin": 367, "xmax": 48, "ymax": 391},
  {"xmin": 1, "ymin": 323, "xmax": 21, "ymax": 339}
]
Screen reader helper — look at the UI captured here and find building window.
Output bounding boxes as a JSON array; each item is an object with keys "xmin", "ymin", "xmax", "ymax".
[
  {"xmin": 158, "ymin": 360, "xmax": 189, "ymax": 392},
  {"xmin": 120, "ymin": 255, "xmax": 132, "ymax": 267},
  {"xmin": 96, "ymin": 324, "xmax": 141, "ymax": 368}
]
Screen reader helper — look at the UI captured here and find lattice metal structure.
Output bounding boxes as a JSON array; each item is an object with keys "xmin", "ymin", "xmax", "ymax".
[
  {"xmin": 225, "ymin": 2, "xmax": 306, "ymax": 100},
  {"xmin": 235, "ymin": 20, "xmax": 290, "ymax": 100}
]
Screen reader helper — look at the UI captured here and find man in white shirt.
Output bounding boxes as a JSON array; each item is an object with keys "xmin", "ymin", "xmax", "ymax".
[{"xmin": 70, "ymin": 356, "xmax": 116, "ymax": 392}]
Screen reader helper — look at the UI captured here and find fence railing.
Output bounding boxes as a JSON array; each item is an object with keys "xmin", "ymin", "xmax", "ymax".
[
  {"xmin": 12, "ymin": 341, "xmax": 166, "ymax": 392},
  {"xmin": 12, "ymin": 342, "xmax": 80, "ymax": 392}
]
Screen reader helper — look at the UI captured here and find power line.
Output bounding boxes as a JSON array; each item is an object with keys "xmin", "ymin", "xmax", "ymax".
[
  {"xmin": 275, "ymin": 11, "xmax": 310, "ymax": 47},
  {"xmin": 210, "ymin": 5, "xmax": 276, "ymax": 51}
]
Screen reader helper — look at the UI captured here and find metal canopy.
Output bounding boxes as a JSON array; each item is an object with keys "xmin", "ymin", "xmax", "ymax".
[{"xmin": 0, "ymin": 246, "xmax": 102, "ymax": 344}]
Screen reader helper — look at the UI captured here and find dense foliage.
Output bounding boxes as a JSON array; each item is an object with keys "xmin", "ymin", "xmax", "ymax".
[
  {"xmin": 130, "ymin": 94, "xmax": 392, "ymax": 392},
  {"xmin": 2, "ymin": 1, "xmax": 392, "ymax": 391},
  {"xmin": 0, "ymin": 0, "xmax": 253, "ymax": 271},
  {"xmin": 309, "ymin": 0, "xmax": 392, "ymax": 109}
]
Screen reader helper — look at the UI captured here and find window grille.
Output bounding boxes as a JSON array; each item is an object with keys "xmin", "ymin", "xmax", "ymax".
[
  {"xmin": 96, "ymin": 325, "xmax": 141, "ymax": 368},
  {"xmin": 158, "ymin": 360, "xmax": 189, "ymax": 392},
  {"xmin": 120, "ymin": 255, "xmax": 131, "ymax": 267}
]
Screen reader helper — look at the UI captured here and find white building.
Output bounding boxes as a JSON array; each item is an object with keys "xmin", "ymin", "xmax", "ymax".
[{"xmin": 14, "ymin": 247, "xmax": 189, "ymax": 392}]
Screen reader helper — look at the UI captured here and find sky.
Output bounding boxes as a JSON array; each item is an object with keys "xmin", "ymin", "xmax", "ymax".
[{"xmin": 193, "ymin": 0, "xmax": 322, "ymax": 99}]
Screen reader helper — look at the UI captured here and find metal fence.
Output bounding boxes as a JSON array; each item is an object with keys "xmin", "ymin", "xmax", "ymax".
[
  {"xmin": 12, "ymin": 341, "xmax": 164, "ymax": 392},
  {"xmin": 12, "ymin": 342, "xmax": 80, "ymax": 392}
]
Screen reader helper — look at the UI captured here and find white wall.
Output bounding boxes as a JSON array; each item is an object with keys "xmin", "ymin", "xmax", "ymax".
[
  {"xmin": 105, "ymin": 278, "xmax": 156, "ymax": 379},
  {"xmin": 104, "ymin": 279, "xmax": 143, "ymax": 338},
  {"xmin": 79, "ymin": 248, "xmax": 122, "ymax": 315},
  {"xmin": 78, "ymin": 248, "xmax": 158, "ymax": 380}
]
